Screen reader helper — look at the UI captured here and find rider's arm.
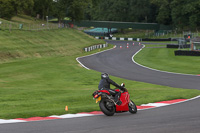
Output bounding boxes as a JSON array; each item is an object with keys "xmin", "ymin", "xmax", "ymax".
[{"xmin": 107, "ymin": 78, "xmax": 124, "ymax": 89}]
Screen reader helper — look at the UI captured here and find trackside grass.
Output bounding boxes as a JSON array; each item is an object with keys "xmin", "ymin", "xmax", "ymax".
[
  {"xmin": 0, "ymin": 28, "xmax": 200, "ymax": 119},
  {"xmin": 0, "ymin": 29, "xmax": 104, "ymax": 63},
  {"xmin": 134, "ymin": 45, "xmax": 200, "ymax": 75}
]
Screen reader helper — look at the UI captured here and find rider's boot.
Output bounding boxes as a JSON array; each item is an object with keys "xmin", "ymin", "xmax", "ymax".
[
  {"xmin": 114, "ymin": 99, "xmax": 122, "ymax": 106},
  {"xmin": 116, "ymin": 100, "xmax": 122, "ymax": 105},
  {"xmin": 114, "ymin": 94, "xmax": 122, "ymax": 105}
]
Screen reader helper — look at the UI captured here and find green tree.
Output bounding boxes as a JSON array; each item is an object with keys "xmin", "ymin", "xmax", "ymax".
[
  {"xmin": 33, "ymin": 0, "xmax": 53, "ymax": 20},
  {"xmin": 89, "ymin": 0, "xmax": 152, "ymax": 22},
  {"xmin": 171, "ymin": 0, "xmax": 200, "ymax": 29},
  {"xmin": 89, "ymin": 0, "xmax": 132, "ymax": 21},
  {"xmin": 67, "ymin": 0, "xmax": 91, "ymax": 21},
  {"xmin": 11, "ymin": 0, "xmax": 34, "ymax": 15},
  {"xmin": 90, "ymin": 0, "xmax": 116, "ymax": 21},
  {"xmin": 0, "ymin": 0, "xmax": 15, "ymax": 19},
  {"xmin": 52, "ymin": 0, "xmax": 68, "ymax": 23},
  {"xmin": 150, "ymin": 0, "xmax": 172, "ymax": 25},
  {"xmin": 52, "ymin": 0, "xmax": 91, "ymax": 22},
  {"xmin": 131, "ymin": 0, "xmax": 151, "ymax": 22},
  {"xmin": 188, "ymin": 0, "xmax": 200, "ymax": 29}
]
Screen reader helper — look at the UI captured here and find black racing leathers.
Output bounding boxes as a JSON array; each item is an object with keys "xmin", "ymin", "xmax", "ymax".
[{"xmin": 98, "ymin": 77, "xmax": 124, "ymax": 104}]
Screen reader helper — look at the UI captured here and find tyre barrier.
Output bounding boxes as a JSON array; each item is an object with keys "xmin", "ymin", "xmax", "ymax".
[
  {"xmin": 84, "ymin": 43, "xmax": 108, "ymax": 52},
  {"xmin": 142, "ymin": 38, "xmax": 171, "ymax": 41},
  {"xmin": 174, "ymin": 50, "xmax": 200, "ymax": 56},
  {"xmin": 167, "ymin": 44, "xmax": 190, "ymax": 48}
]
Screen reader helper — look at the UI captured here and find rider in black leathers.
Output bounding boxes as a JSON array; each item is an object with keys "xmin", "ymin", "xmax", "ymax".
[{"xmin": 98, "ymin": 73, "xmax": 125, "ymax": 105}]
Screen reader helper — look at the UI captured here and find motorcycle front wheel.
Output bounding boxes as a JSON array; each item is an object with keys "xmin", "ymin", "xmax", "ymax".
[
  {"xmin": 129, "ymin": 100, "xmax": 137, "ymax": 114},
  {"xmin": 99, "ymin": 99, "xmax": 115, "ymax": 116}
]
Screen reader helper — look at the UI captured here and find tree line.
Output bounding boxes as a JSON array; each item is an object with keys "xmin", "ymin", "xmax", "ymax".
[{"xmin": 0, "ymin": 0, "xmax": 200, "ymax": 30}]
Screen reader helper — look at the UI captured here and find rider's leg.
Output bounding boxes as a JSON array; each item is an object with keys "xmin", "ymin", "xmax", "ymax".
[
  {"xmin": 114, "ymin": 92, "xmax": 122, "ymax": 105},
  {"xmin": 106, "ymin": 89, "xmax": 122, "ymax": 105}
]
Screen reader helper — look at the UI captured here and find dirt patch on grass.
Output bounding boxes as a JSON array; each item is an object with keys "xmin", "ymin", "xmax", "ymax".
[
  {"xmin": 34, "ymin": 53, "xmax": 42, "ymax": 58},
  {"xmin": 0, "ymin": 52, "xmax": 21, "ymax": 59}
]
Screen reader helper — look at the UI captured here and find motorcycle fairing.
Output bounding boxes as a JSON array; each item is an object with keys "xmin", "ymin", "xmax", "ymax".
[
  {"xmin": 115, "ymin": 91, "xmax": 130, "ymax": 112},
  {"xmin": 98, "ymin": 90, "xmax": 110, "ymax": 95}
]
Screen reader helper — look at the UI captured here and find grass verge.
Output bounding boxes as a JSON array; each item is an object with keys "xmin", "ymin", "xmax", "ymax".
[{"xmin": 134, "ymin": 45, "xmax": 200, "ymax": 75}]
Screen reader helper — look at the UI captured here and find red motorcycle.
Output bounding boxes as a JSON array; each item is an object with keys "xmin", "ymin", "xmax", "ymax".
[{"xmin": 92, "ymin": 83, "xmax": 137, "ymax": 116}]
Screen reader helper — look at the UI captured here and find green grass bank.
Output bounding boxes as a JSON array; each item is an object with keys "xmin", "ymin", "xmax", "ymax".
[{"xmin": 134, "ymin": 45, "xmax": 200, "ymax": 75}]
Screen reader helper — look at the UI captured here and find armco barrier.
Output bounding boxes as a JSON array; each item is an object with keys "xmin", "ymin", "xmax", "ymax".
[
  {"xmin": 174, "ymin": 50, "xmax": 200, "ymax": 56},
  {"xmin": 84, "ymin": 43, "xmax": 108, "ymax": 52}
]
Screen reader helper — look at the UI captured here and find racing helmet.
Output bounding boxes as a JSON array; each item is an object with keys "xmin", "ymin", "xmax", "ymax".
[{"xmin": 101, "ymin": 73, "xmax": 109, "ymax": 79}]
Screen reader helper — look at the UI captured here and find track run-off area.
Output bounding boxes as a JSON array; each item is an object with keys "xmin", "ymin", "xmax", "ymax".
[{"xmin": 1, "ymin": 40, "xmax": 200, "ymax": 133}]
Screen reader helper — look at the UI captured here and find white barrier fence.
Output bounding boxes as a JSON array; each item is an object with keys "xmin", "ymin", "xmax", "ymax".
[
  {"xmin": 84, "ymin": 43, "xmax": 108, "ymax": 52},
  {"xmin": 95, "ymin": 36, "xmax": 142, "ymax": 41}
]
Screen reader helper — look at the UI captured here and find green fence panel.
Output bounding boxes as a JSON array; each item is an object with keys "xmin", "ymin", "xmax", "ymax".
[
  {"xmin": 62, "ymin": 20, "xmax": 169, "ymax": 30},
  {"xmin": 19, "ymin": 24, "xmax": 23, "ymax": 29}
]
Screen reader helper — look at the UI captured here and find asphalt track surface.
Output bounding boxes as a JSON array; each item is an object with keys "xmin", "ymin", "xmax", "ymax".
[
  {"xmin": 1, "ymin": 40, "xmax": 200, "ymax": 133},
  {"xmin": 79, "ymin": 40, "xmax": 200, "ymax": 90}
]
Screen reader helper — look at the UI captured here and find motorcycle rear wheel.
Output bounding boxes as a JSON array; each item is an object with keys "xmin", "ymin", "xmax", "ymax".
[
  {"xmin": 99, "ymin": 99, "xmax": 115, "ymax": 116},
  {"xmin": 129, "ymin": 100, "xmax": 137, "ymax": 114}
]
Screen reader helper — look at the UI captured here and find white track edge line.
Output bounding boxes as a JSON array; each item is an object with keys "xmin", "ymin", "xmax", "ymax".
[
  {"xmin": 76, "ymin": 46, "xmax": 116, "ymax": 70},
  {"xmin": 76, "ymin": 57, "xmax": 90, "ymax": 70}
]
